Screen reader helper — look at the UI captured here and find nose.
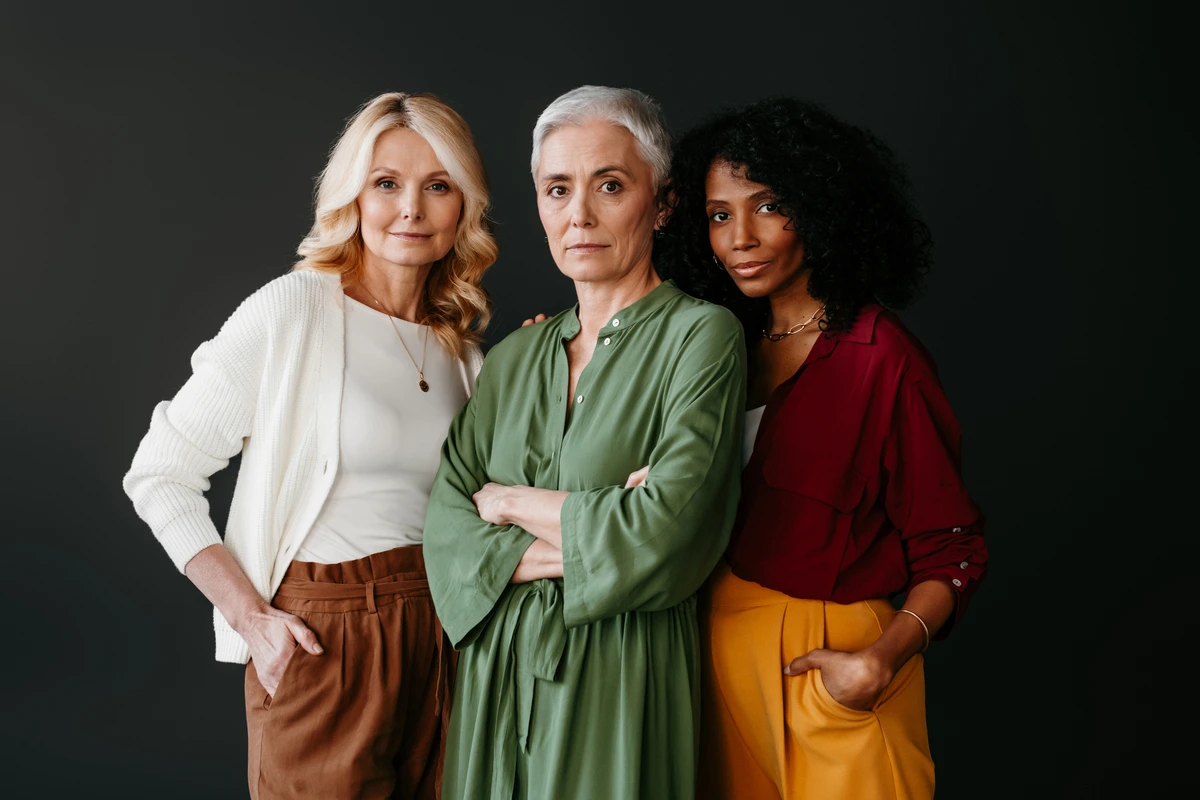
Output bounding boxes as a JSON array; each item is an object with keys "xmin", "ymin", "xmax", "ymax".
[
  {"xmin": 732, "ymin": 215, "xmax": 757, "ymax": 251},
  {"xmin": 567, "ymin": 190, "xmax": 595, "ymax": 229},
  {"xmin": 400, "ymin": 184, "xmax": 423, "ymax": 222}
]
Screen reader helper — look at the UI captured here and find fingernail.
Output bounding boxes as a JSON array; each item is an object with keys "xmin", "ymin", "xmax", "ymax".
[{"xmin": 315, "ymin": 646, "xmax": 324, "ymax": 654}]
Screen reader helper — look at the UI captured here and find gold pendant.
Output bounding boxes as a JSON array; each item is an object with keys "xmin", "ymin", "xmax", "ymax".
[{"xmin": 419, "ymin": 379, "xmax": 429, "ymax": 393}]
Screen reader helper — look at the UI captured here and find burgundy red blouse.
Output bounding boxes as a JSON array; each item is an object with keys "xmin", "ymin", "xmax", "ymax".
[{"xmin": 727, "ymin": 305, "xmax": 987, "ymax": 637}]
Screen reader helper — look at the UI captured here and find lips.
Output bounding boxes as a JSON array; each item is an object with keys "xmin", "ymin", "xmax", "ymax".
[
  {"xmin": 390, "ymin": 232, "xmax": 432, "ymax": 241},
  {"xmin": 566, "ymin": 243, "xmax": 609, "ymax": 254},
  {"xmin": 731, "ymin": 260, "xmax": 770, "ymax": 278}
]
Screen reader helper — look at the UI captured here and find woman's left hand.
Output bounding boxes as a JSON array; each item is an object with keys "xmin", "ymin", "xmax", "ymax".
[
  {"xmin": 783, "ymin": 648, "xmax": 893, "ymax": 711},
  {"xmin": 473, "ymin": 482, "xmax": 515, "ymax": 526}
]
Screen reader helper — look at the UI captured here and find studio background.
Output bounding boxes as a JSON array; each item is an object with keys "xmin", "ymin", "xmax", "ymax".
[{"xmin": 1, "ymin": 1, "xmax": 1187, "ymax": 797}]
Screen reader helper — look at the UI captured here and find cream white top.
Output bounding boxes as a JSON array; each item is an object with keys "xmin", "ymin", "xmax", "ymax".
[
  {"xmin": 123, "ymin": 271, "xmax": 483, "ymax": 663},
  {"xmin": 296, "ymin": 296, "xmax": 468, "ymax": 563},
  {"xmin": 744, "ymin": 406, "xmax": 766, "ymax": 468}
]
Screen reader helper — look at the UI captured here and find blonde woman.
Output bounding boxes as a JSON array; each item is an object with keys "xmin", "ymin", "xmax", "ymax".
[{"xmin": 123, "ymin": 92, "xmax": 495, "ymax": 799}]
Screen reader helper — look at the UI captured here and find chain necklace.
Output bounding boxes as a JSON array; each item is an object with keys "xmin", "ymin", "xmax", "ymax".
[
  {"xmin": 763, "ymin": 305, "xmax": 826, "ymax": 342},
  {"xmin": 358, "ymin": 283, "xmax": 430, "ymax": 392}
]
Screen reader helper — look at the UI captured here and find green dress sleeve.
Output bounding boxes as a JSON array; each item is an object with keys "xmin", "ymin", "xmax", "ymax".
[
  {"xmin": 424, "ymin": 376, "xmax": 537, "ymax": 649},
  {"xmin": 558, "ymin": 316, "xmax": 746, "ymax": 628}
]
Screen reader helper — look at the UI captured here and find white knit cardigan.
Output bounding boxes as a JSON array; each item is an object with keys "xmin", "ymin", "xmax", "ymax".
[{"xmin": 123, "ymin": 269, "xmax": 484, "ymax": 663}]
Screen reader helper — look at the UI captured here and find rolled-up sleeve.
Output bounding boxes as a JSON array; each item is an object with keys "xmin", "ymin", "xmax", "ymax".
[{"xmin": 883, "ymin": 374, "xmax": 988, "ymax": 638}]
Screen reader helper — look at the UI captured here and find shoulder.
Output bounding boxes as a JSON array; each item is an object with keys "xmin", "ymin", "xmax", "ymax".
[
  {"xmin": 482, "ymin": 307, "xmax": 574, "ymax": 366},
  {"xmin": 868, "ymin": 308, "xmax": 939, "ymax": 380},
  {"xmin": 661, "ymin": 290, "xmax": 745, "ymax": 356},
  {"xmin": 251, "ymin": 269, "xmax": 335, "ymax": 313},
  {"xmin": 222, "ymin": 269, "xmax": 336, "ymax": 336}
]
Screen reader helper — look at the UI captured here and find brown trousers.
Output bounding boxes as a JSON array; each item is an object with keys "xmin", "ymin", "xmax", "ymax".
[{"xmin": 244, "ymin": 546, "xmax": 453, "ymax": 800}]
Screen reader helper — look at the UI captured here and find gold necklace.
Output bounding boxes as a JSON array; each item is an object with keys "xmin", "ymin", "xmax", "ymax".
[
  {"xmin": 763, "ymin": 304, "xmax": 826, "ymax": 342},
  {"xmin": 358, "ymin": 283, "xmax": 430, "ymax": 392}
]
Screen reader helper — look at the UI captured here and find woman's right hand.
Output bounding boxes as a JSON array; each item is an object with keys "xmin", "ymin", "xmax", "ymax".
[
  {"xmin": 182, "ymin": 545, "xmax": 325, "ymax": 698},
  {"xmin": 238, "ymin": 602, "xmax": 323, "ymax": 697},
  {"xmin": 521, "ymin": 314, "xmax": 548, "ymax": 327}
]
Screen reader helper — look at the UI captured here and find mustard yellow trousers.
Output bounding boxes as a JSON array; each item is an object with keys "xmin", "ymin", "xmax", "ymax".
[{"xmin": 700, "ymin": 562, "xmax": 934, "ymax": 799}]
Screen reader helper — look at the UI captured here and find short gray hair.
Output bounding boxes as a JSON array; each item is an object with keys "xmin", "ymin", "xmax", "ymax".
[{"xmin": 530, "ymin": 85, "xmax": 672, "ymax": 191}]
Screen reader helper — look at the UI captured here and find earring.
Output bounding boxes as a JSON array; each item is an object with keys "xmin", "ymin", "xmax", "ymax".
[{"xmin": 712, "ymin": 254, "xmax": 723, "ymax": 271}]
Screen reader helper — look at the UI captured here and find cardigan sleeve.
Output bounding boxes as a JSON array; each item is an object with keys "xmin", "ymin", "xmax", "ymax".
[
  {"xmin": 122, "ymin": 288, "xmax": 271, "ymax": 572},
  {"xmin": 464, "ymin": 342, "xmax": 485, "ymax": 396}
]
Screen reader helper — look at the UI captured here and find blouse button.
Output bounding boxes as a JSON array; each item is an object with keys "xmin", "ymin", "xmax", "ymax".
[
  {"xmin": 604, "ymin": 337, "xmax": 611, "ymax": 346},
  {"xmin": 960, "ymin": 561, "xmax": 969, "ymax": 569},
  {"xmin": 611, "ymin": 318, "xmax": 620, "ymax": 327},
  {"xmin": 576, "ymin": 395, "xmax": 584, "ymax": 404},
  {"xmin": 952, "ymin": 578, "xmax": 963, "ymax": 587},
  {"xmin": 952, "ymin": 526, "xmax": 962, "ymax": 532}
]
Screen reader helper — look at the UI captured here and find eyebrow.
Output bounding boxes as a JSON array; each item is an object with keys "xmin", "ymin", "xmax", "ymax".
[
  {"xmin": 540, "ymin": 165, "xmax": 633, "ymax": 183},
  {"xmin": 706, "ymin": 188, "xmax": 775, "ymax": 207},
  {"xmin": 369, "ymin": 167, "xmax": 452, "ymax": 180}
]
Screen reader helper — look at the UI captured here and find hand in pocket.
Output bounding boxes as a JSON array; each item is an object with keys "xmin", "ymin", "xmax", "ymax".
[
  {"xmin": 784, "ymin": 647, "xmax": 891, "ymax": 712},
  {"xmin": 243, "ymin": 605, "xmax": 323, "ymax": 697}
]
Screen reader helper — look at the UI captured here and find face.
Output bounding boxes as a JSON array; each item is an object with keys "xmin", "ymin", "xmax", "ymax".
[
  {"xmin": 357, "ymin": 126, "xmax": 463, "ymax": 272},
  {"xmin": 706, "ymin": 160, "xmax": 806, "ymax": 298},
  {"xmin": 535, "ymin": 119, "xmax": 659, "ymax": 283}
]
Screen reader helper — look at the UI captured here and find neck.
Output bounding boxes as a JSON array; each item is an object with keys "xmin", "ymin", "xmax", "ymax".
[
  {"xmin": 766, "ymin": 270, "xmax": 822, "ymax": 333},
  {"xmin": 356, "ymin": 254, "xmax": 433, "ymax": 323},
  {"xmin": 574, "ymin": 261, "xmax": 661, "ymax": 337}
]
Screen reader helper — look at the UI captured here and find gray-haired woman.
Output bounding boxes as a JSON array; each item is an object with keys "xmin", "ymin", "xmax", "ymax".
[{"xmin": 423, "ymin": 86, "xmax": 747, "ymax": 798}]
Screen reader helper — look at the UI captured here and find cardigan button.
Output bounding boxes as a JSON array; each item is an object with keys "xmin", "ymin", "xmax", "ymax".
[{"xmin": 952, "ymin": 578, "xmax": 963, "ymax": 587}]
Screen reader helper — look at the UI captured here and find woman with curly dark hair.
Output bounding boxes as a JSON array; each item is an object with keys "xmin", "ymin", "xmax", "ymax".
[{"xmin": 659, "ymin": 97, "xmax": 989, "ymax": 799}]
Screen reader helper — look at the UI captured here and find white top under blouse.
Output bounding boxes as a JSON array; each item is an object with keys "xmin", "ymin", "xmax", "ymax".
[
  {"xmin": 295, "ymin": 295, "xmax": 469, "ymax": 563},
  {"xmin": 744, "ymin": 406, "xmax": 766, "ymax": 468}
]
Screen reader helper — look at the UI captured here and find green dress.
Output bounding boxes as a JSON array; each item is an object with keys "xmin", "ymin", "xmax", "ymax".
[{"xmin": 424, "ymin": 279, "xmax": 746, "ymax": 799}]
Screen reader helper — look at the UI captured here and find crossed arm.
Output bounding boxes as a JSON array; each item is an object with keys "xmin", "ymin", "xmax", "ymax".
[{"xmin": 472, "ymin": 467, "xmax": 649, "ymax": 584}]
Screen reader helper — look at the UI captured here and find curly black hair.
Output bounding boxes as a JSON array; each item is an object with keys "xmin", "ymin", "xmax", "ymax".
[{"xmin": 657, "ymin": 96, "xmax": 933, "ymax": 334}]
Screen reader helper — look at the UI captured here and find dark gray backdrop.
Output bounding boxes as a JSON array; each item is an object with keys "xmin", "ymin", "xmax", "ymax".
[{"xmin": 1, "ymin": 1, "xmax": 1188, "ymax": 797}]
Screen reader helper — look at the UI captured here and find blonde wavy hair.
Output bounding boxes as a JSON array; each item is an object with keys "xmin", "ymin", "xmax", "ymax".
[{"xmin": 295, "ymin": 92, "xmax": 495, "ymax": 356}]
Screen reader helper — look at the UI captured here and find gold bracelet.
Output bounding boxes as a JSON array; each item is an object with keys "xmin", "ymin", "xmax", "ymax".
[{"xmin": 895, "ymin": 608, "xmax": 930, "ymax": 653}]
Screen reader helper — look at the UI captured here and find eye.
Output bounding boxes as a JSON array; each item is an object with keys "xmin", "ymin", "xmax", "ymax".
[
  {"xmin": 429, "ymin": 182, "xmax": 450, "ymax": 192},
  {"xmin": 709, "ymin": 211, "xmax": 730, "ymax": 223},
  {"xmin": 758, "ymin": 202, "xmax": 779, "ymax": 214},
  {"xmin": 600, "ymin": 180, "xmax": 622, "ymax": 193},
  {"xmin": 547, "ymin": 185, "xmax": 567, "ymax": 198},
  {"xmin": 377, "ymin": 179, "xmax": 397, "ymax": 190}
]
